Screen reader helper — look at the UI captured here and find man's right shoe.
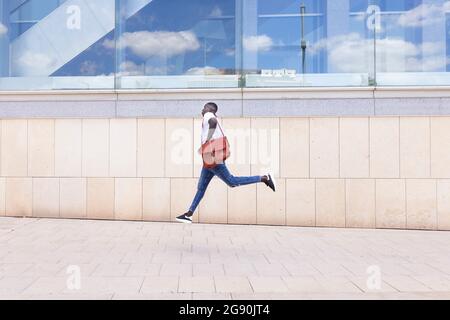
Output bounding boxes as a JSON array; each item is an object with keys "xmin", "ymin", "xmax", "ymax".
[{"xmin": 176, "ymin": 213, "xmax": 192, "ymax": 224}]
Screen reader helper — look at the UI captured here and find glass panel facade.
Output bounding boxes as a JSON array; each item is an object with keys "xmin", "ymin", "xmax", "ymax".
[
  {"xmin": 374, "ymin": 0, "xmax": 450, "ymax": 85},
  {"xmin": 243, "ymin": 0, "xmax": 375, "ymax": 87},
  {"xmin": 0, "ymin": 0, "xmax": 115, "ymax": 90},
  {"xmin": 0, "ymin": 0, "xmax": 448, "ymax": 90},
  {"xmin": 116, "ymin": 0, "xmax": 238, "ymax": 89}
]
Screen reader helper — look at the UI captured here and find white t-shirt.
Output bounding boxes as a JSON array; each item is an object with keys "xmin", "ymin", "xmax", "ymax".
[{"xmin": 201, "ymin": 112, "xmax": 224, "ymax": 144}]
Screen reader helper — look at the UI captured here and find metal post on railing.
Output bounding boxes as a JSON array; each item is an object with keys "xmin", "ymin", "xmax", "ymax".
[
  {"xmin": 0, "ymin": 0, "xmax": 10, "ymax": 77},
  {"xmin": 373, "ymin": 16, "xmax": 377, "ymax": 86},
  {"xmin": 300, "ymin": 3, "xmax": 307, "ymax": 75}
]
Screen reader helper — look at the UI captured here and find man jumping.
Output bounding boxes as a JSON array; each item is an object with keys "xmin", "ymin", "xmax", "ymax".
[{"xmin": 176, "ymin": 102, "xmax": 276, "ymax": 224}]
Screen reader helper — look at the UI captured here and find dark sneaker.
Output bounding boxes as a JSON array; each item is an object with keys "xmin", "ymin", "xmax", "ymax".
[
  {"xmin": 263, "ymin": 173, "xmax": 276, "ymax": 192},
  {"xmin": 176, "ymin": 213, "xmax": 192, "ymax": 224}
]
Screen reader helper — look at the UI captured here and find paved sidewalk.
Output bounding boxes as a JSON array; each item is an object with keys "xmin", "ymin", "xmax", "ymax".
[{"xmin": 0, "ymin": 217, "xmax": 450, "ymax": 300}]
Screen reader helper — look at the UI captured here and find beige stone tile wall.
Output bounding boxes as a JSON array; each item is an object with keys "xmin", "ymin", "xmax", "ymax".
[
  {"xmin": 251, "ymin": 118, "xmax": 280, "ymax": 177},
  {"xmin": 400, "ymin": 117, "xmax": 430, "ymax": 178},
  {"xmin": 110, "ymin": 119, "xmax": 137, "ymax": 177},
  {"xmin": 222, "ymin": 118, "xmax": 252, "ymax": 176},
  {"xmin": 280, "ymin": 118, "xmax": 309, "ymax": 178},
  {"xmin": 193, "ymin": 118, "xmax": 203, "ymax": 178},
  {"xmin": 114, "ymin": 178, "xmax": 142, "ymax": 221},
  {"xmin": 228, "ymin": 185, "xmax": 257, "ymax": 225},
  {"xmin": 257, "ymin": 179, "xmax": 286, "ymax": 225},
  {"xmin": 345, "ymin": 179, "xmax": 375, "ymax": 228},
  {"xmin": 5, "ymin": 178, "xmax": 32, "ymax": 217},
  {"xmin": 86, "ymin": 178, "xmax": 114, "ymax": 220},
  {"xmin": 165, "ymin": 119, "xmax": 193, "ymax": 178},
  {"xmin": 138, "ymin": 119, "xmax": 165, "ymax": 177},
  {"xmin": 406, "ymin": 179, "xmax": 437, "ymax": 230},
  {"xmin": 55, "ymin": 119, "xmax": 82, "ymax": 177},
  {"xmin": 32, "ymin": 178, "xmax": 59, "ymax": 218},
  {"xmin": 60, "ymin": 178, "xmax": 86, "ymax": 219},
  {"xmin": 286, "ymin": 179, "xmax": 315, "ymax": 227},
  {"xmin": 370, "ymin": 117, "xmax": 400, "ymax": 178},
  {"xmin": 376, "ymin": 179, "xmax": 406, "ymax": 229},
  {"xmin": 310, "ymin": 118, "xmax": 339, "ymax": 178},
  {"xmin": 82, "ymin": 119, "xmax": 109, "ymax": 177},
  {"xmin": 340, "ymin": 118, "xmax": 369, "ymax": 178},
  {"xmin": 1, "ymin": 120, "xmax": 28, "ymax": 176},
  {"xmin": 0, "ymin": 116, "xmax": 448, "ymax": 230},
  {"xmin": 170, "ymin": 178, "xmax": 199, "ymax": 223},
  {"xmin": 437, "ymin": 180, "xmax": 450, "ymax": 231},
  {"xmin": 431, "ymin": 117, "xmax": 450, "ymax": 178},
  {"xmin": 198, "ymin": 179, "xmax": 227, "ymax": 224},
  {"xmin": 143, "ymin": 178, "xmax": 171, "ymax": 222},
  {"xmin": 0, "ymin": 177, "xmax": 5, "ymax": 216},
  {"xmin": 28, "ymin": 120, "xmax": 55, "ymax": 177},
  {"xmin": 316, "ymin": 179, "xmax": 345, "ymax": 227}
]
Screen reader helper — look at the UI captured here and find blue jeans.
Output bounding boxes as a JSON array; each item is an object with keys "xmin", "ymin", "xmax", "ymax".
[{"xmin": 188, "ymin": 163, "xmax": 262, "ymax": 213}]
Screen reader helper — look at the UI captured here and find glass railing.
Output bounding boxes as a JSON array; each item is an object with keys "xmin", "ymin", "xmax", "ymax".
[{"xmin": 0, "ymin": 0, "xmax": 448, "ymax": 90}]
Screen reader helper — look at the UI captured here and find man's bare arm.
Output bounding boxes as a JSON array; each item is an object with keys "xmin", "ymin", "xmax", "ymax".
[{"xmin": 206, "ymin": 117, "xmax": 218, "ymax": 142}]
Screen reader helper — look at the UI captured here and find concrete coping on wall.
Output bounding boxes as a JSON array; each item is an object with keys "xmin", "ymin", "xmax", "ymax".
[
  {"xmin": 0, "ymin": 86, "xmax": 450, "ymax": 118},
  {"xmin": 1, "ymin": 86, "xmax": 450, "ymax": 99}
]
